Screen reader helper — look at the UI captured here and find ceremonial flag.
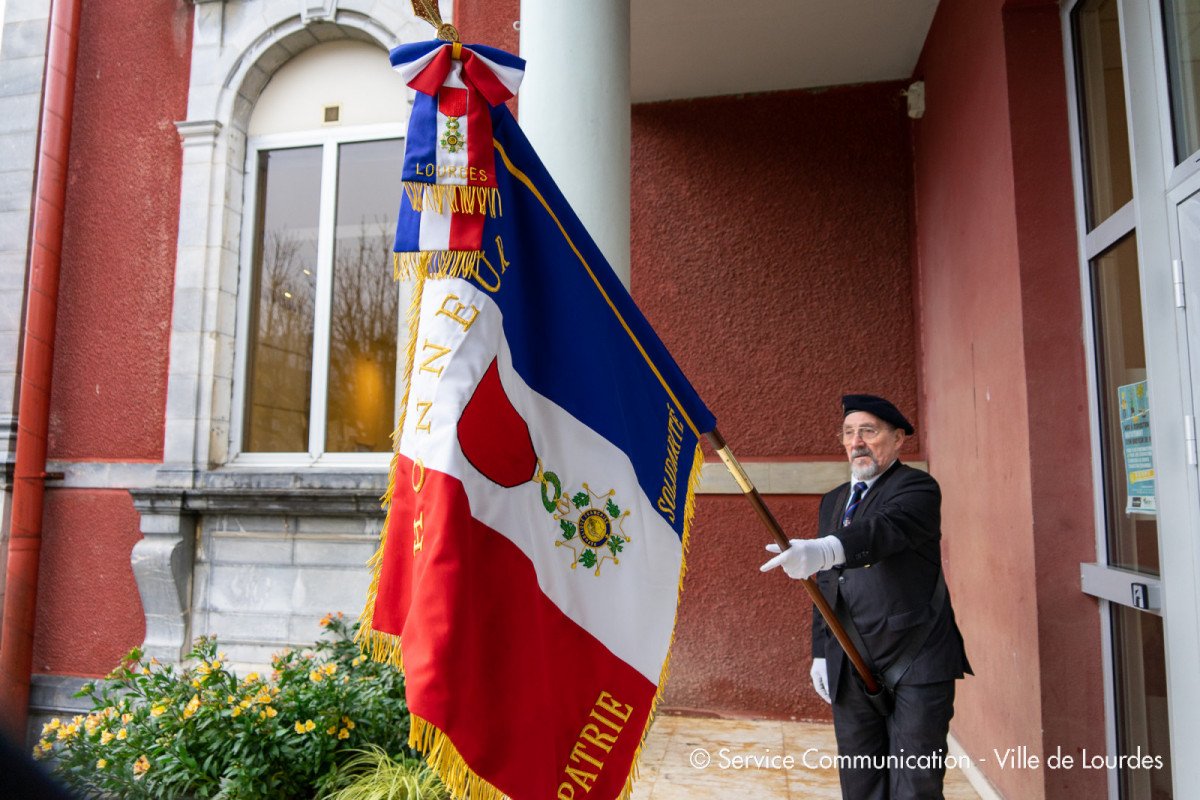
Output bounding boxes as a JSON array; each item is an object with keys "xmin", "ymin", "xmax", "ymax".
[{"xmin": 358, "ymin": 38, "xmax": 715, "ymax": 800}]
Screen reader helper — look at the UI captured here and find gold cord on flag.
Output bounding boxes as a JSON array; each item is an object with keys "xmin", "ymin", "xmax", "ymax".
[{"xmin": 411, "ymin": 0, "xmax": 460, "ymax": 42}]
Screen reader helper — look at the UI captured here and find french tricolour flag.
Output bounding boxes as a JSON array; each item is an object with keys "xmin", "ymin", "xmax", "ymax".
[{"xmin": 359, "ymin": 42, "xmax": 715, "ymax": 800}]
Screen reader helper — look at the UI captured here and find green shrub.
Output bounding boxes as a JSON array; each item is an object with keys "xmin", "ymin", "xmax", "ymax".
[
  {"xmin": 34, "ymin": 613, "xmax": 415, "ymax": 800},
  {"xmin": 317, "ymin": 745, "xmax": 446, "ymax": 800}
]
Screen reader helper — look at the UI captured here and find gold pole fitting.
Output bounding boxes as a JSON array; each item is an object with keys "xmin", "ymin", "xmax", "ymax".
[{"xmin": 715, "ymin": 446, "xmax": 754, "ymax": 494}]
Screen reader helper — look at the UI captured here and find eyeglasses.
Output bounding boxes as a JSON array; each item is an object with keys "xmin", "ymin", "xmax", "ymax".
[{"xmin": 839, "ymin": 426, "xmax": 888, "ymax": 444}]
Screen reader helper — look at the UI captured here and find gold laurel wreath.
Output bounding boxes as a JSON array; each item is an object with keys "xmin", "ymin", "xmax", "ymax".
[{"xmin": 411, "ymin": 0, "xmax": 460, "ymax": 42}]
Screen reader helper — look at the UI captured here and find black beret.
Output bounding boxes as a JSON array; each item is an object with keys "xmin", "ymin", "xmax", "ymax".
[{"xmin": 842, "ymin": 394, "xmax": 914, "ymax": 435}]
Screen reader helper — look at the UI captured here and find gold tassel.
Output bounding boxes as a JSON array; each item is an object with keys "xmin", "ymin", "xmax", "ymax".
[
  {"xmin": 410, "ymin": 716, "xmax": 512, "ymax": 800},
  {"xmin": 402, "ymin": 182, "xmax": 502, "ymax": 218},
  {"xmin": 355, "ymin": 274, "xmax": 427, "ymax": 669},
  {"xmin": 394, "ymin": 250, "xmax": 484, "ymax": 282}
]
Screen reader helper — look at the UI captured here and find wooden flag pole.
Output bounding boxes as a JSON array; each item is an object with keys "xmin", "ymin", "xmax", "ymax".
[{"xmin": 706, "ymin": 428, "xmax": 881, "ymax": 695}]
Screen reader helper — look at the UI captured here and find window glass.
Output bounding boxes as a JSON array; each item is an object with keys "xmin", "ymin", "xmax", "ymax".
[
  {"xmin": 1111, "ymin": 606, "xmax": 1173, "ymax": 798},
  {"xmin": 325, "ymin": 139, "xmax": 405, "ymax": 453},
  {"xmin": 1163, "ymin": 0, "xmax": 1200, "ymax": 163},
  {"xmin": 1090, "ymin": 233, "xmax": 1160, "ymax": 573},
  {"xmin": 244, "ymin": 146, "xmax": 322, "ymax": 453},
  {"xmin": 1073, "ymin": 0, "xmax": 1134, "ymax": 227}
]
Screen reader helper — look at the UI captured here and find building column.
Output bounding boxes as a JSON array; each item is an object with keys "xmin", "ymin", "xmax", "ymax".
[{"xmin": 518, "ymin": 0, "xmax": 631, "ymax": 286}]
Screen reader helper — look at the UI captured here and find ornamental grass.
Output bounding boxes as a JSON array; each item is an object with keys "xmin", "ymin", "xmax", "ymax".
[{"xmin": 34, "ymin": 613, "xmax": 429, "ymax": 800}]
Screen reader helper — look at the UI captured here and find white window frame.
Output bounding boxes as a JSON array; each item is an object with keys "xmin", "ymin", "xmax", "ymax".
[{"xmin": 230, "ymin": 120, "xmax": 407, "ymax": 469}]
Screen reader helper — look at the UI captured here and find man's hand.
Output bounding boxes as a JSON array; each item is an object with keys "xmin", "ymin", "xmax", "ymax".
[
  {"xmin": 810, "ymin": 657, "xmax": 831, "ymax": 703},
  {"xmin": 760, "ymin": 536, "xmax": 844, "ymax": 579}
]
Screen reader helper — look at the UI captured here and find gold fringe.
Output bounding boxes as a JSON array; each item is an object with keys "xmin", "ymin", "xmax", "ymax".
[
  {"xmin": 410, "ymin": 716, "xmax": 512, "ymax": 800},
  {"xmin": 355, "ymin": 274, "xmax": 427, "ymax": 669},
  {"xmin": 403, "ymin": 182, "xmax": 502, "ymax": 218},
  {"xmin": 394, "ymin": 250, "xmax": 483, "ymax": 283},
  {"xmin": 616, "ymin": 441, "xmax": 706, "ymax": 800}
]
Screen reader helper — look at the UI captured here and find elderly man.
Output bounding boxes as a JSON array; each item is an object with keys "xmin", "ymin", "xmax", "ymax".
[{"xmin": 761, "ymin": 394, "xmax": 970, "ymax": 800}]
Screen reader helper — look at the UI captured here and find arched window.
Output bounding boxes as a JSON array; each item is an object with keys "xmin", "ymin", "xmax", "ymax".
[{"xmin": 231, "ymin": 39, "xmax": 410, "ymax": 463}]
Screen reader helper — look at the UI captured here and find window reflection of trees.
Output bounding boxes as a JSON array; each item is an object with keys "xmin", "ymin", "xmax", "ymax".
[
  {"xmin": 326, "ymin": 216, "xmax": 398, "ymax": 453},
  {"xmin": 246, "ymin": 227, "xmax": 317, "ymax": 452}
]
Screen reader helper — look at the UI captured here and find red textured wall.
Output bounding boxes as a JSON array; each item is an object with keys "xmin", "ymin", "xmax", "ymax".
[
  {"xmin": 632, "ymin": 85, "xmax": 920, "ymax": 458},
  {"xmin": 47, "ymin": 0, "xmax": 192, "ymax": 461},
  {"xmin": 632, "ymin": 85, "xmax": 920, "ymax": 718},
  {"xmin": 454, "ymin": 0, "xmax": 518, "ymax": 55},
  {"xmin": 913, "ymin": 1, "xmax": 1104, "ymax": 797},
  {"xmin": 32, "ymin": 491, "xmax": 146, "ymax": 676},
  {"xmin": 665, "ymin": 495, "xmax": 829, "ymax": 720}
]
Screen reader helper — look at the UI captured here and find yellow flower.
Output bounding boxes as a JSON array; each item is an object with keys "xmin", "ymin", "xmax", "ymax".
[
  {"xmin": 295, "ymin": 719, "xmax": 316, "ymax": 734},
  {"xmin": 342, "ymin": 717, "xmax": 355, "ymax": 730},
  {"xmin": 183, "ymin": 695, "xmax": 200, "ymax": 719},
  {"xmin": 232, "ymin": 708, "xmax": 242, "ymax": 718},
  {"xmin": 309, "ymin": 671, "xmax": 322, "ymax": 683},
  {"xmin": 133, "ymin": 754, "xmax": 151, "ymax": 778},
  {"xmin": 46, "ymin": 718, "xmax": 62, "ymax": 731},
  {"xmin": 239, "ymin": 698, "xmax": 252, "ymax": 709},
  {"xmin": 151, "ymin": 705, "xmax": 167, "ymax": 717},
  {"xmin": 264, "ymin": 706, "xmax": 277, "ymax": 718},
  {"xmin": 41, "ymin": 722, "xmax": 56, "ymax": 737},
  {"xmin": 190, "ymin": 679, "xmax": 201, "ymax": 688},
  {"xmin": 100, "ymin": 731, "xmax": 115, "ymax": 745},
  {"xmin": 319, "ymin": 613, "xmax": 333, "ymax": 627},
  {"xmin": 121, "ymin": 713, "xmax": 133, "ymax": 724},
  {"xmin": 327, "ymin": 725, "xmax": 338, "ymax": 735},
  {"xmin": 96, "ymin": 758, "xmax": 108, "ymax": 769},
  {"xmin": 117, "ymin": 728, "xmax": 128, "ymax": 740},
  {"xmin": 351, "ymin": 656, "xmax": 364, "ymax": 667},
  {"xmin": 142, "ymin": 666, "xmax": 151, "ymax": 675},
  {"xmin": 322, "ymin": 663, "xmax": 337, "ymax": 676},
  {"xmin": 337, "ymin": 728, "xmax": 350, "ymax": 740}
]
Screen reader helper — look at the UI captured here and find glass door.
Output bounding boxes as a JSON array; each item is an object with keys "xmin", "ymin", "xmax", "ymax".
[{"xmin": 1069, "ymin": 2, "xmax": 1180, "ymax": 797}]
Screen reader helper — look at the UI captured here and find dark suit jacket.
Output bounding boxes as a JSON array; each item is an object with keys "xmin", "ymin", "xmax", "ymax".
[{"xmin": 811, "ymin": 460, "xmax": 970, "ymax": 701}]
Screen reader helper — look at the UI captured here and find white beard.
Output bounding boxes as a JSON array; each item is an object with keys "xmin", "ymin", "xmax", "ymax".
[
  {"xmin": 850, "ymin": 447, "xmax": 880, "ymax": 481},
  {"xmin": 851, "ymin": 459, "xmax": 880, "ymax": 481}
]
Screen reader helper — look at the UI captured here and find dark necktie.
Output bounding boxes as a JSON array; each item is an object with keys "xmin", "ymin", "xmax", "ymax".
[{"xmin": 842, "ymin": 481, "xmax": 868, "ymax": 526}]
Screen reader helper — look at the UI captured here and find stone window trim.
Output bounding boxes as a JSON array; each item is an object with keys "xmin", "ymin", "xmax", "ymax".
[
  {"xmin": 144, "ymin": 1, "xmax": 430, "ymax": 664},
  {"xmin": 130, "ymin": 470, "xmax": 389, "ymax": 665}
]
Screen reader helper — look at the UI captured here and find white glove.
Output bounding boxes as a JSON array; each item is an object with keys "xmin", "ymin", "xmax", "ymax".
[
  {"xmin": 811, "ymin": 657, "xmax": 831, "ymax": 703},
  {"xmin": 760, "ymin": 536, "xmax": 845, "ymax": 579}
]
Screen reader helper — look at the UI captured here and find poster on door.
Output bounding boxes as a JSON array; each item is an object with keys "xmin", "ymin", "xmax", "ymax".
[{"xmin": 1118, "ymin": 380, "xmax": 1155, "ymax": 514}]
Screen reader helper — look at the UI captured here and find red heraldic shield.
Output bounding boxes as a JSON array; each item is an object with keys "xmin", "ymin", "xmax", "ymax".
[{"xmin": 457, "ymin": 358, "xmax": 537, "ymax": 488}]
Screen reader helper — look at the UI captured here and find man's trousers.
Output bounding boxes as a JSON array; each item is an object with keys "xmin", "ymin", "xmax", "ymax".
[{"xmin": 831, "ymin": 665, "xmax": 957, "ymax": 800}]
